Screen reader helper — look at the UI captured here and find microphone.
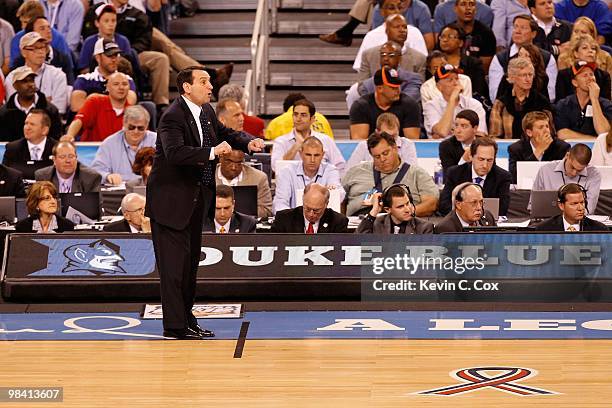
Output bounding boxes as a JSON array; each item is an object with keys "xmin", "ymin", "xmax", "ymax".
[{"xmin": 479, "ymin": 202, "xmax": 489, "ymax": 226}]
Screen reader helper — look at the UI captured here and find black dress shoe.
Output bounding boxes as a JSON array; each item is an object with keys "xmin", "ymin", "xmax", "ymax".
[
  {"xmin": 189, "ymin": 323, "xmax": 215, "ymax": 337},
  {"xmin": 319, "ymin": 32, "xmax": 352, "ymax": 46},
  {"xmin": 163, "ymin": 328, "xmax": 204, "ymax": 340}
]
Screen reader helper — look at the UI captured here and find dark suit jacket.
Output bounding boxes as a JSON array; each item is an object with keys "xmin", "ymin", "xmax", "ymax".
[
  {"xmin": 535, "ymin": 214, "xmax": 609, "ymax": 232},
  {"xmin": 34, "ymin": 162, "xmax": 101, "ymax": 193},
  {"xmin": 2, "ymin": 137, "xmax": 57, "ymax": 179},
  {"xmin": 0, "ymin": 92, "xmax": 62, "ymax": 142},
  {"xmin": 270, "ymin": 207, "xmax": 349, "ymax": 233},
  {"xmin": 434, "ymin": 210, "xmax": 497, "ymax": 233},
  {"xmin": 145, "ymin": 97, "xmax": 252, "ymax": 230},
  {"xmin": 508, "ymin": 137, "xmax": 571, "ymax": 183},
  {"xmin": 15, "ymin": 214, "xmax": 75, "ymax": 232},
  {"xmin": 439, "ymin": 136, "xmax": 466, "ymax": 180},
  {"xmin": 202, "ymin": 211, "xmax": 257, "ymax": 233},
  {"xmin": 356, "ymin": 214, "xmax": 434, "ymax": 234},
  {"xmin": 0, "ymin": 164, "xmax": 25, "ymax": 198},
  {"xmin": 439, "ymin": 162, "xmax": 512, "ymax": 216},
  {"xmin": 103, "ymin": 218, "xmax": 132, "ymax": 232}
]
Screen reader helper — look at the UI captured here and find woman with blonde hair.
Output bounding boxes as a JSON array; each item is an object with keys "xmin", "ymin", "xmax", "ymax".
[
  {"xmin": 15, "ymin": 181, "xmax": 74, "ymax": 233},
  {"xmin": 558, "ymin": 17, "xmax": 612, "ymax": 76},
  {"xmin": 591, "ymin": 127, "xmax": 612, "ymax": 166}
]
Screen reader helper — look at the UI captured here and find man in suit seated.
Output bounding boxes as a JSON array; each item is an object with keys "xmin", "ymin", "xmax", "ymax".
[
  {"xmin": 203, "ymin": 185, "xmax": 256, "ymax": 233},
  {"xmin": 34, "ymin": 141, "xmax": 101, "ymax": 193},
  {"xmin": 438, "ymin": 109, "xmax": 479, "ymax": 180},
  {"xmin": 104, "ymin": 193, "xmax": 150, "ymax": 232},
  {"xmin": 0, "ymin": 165, "xmax": 26, "ymax": 198},
  {"xmin": 440, "ymin": 137, "xmax": 512, "ymax": 217},
  {"xmin": 273, "ymin": 136, "xmax": 344, "ymax": 214},
  {"xmin": 2, "ymin": 109, "xmax": 57, "ymax": 179},
  {"xmin": 435, "ymin": 182, "xmax": 497, "ymax": 233},
  {"xmin": 536, "ymin": 183, "xmax": 608, "ymax": 232},
  {"xmin": 271, "ymin": 183, "xmax": 348, "ymax": 233},
  {"xmin": 508, "ymin": 110, "xmax": 571, "ymax": 183},
  {"xmin": 356, "ymin": 184, "xmax": 433, "ymax": 234},
  {"xmin": 215, "ymin": 149, "xmax": 272, "ymax": 218}
]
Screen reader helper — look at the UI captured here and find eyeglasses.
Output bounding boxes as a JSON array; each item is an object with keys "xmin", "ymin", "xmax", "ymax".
[
  {"xmin": 124, "ymin": 207, "xmax": 145, "ymax": 213},
  {"xmin": 380, "ymin": 52, "xmax": 400, "ymax": 57},
  {"xmin": 303, "ymin": 206, "xmax": 325, "ymax": 216},
  {"xmin": 127, "ymin": 124, "xmax": 147, "ymax": 131},
  {"xmin": 39, "ymin": 195, "xmax": 57, "ymax": 202},
  {"xmin": 24, "ymin": 45, "xmax": 47, "ymax": 52}
]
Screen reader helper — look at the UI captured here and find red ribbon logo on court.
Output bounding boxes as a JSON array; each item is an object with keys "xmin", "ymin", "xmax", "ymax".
[{"xmin": 416, "ymin": 367, "xmax": 558, "ymax": 396}]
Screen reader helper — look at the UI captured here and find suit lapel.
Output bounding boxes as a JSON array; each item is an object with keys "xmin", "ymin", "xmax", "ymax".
[
  {"xmin": 178, "ymin": 98, "xmax": 202, "ymax": 147},
  {"xmin": 230, "ymin": 214, "xmax": 241, "ymax": 233},
  {"xmin": 295, "ymin": 207, "xmax": 305, "ymax": 232}
]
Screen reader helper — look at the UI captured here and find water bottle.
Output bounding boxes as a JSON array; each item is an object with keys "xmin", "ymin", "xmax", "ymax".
[{"xmin": 433, "ymin": 161, "xmax": 444, "ymax": 188}]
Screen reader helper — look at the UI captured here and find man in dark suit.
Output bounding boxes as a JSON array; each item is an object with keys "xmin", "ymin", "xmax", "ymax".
[
  {"xmin": 435, "ymin": 182, "xmax": 497, "ymax": 233},
  {"xmin": 271, "ymin": 183, "xmax": 348, "ymax": 233},
  {"xmin": 34, "ymin": 141, "xmax": 101, "ymax": 193},
  {"xmin": 438, "ymin": 109, "xmax": 479, "ymax": 180},
  {"xmin": 508, "ymin": 110, "xmax": 571, "ymax": 183},
  {"xmin": 356, "ymin": 184, "xmax": 434, "ymax": 234},
  {"xmin": 0, "ymin": 165, "xmax": 26, "ymax": 198},
  {"xmin": 440, "ymin": 137, "xmax": 512, "ymax": 216},
  {"xmin": 145, "ymin": 66, "xmax": 264, "ymax": 340},
  {"xmin": 203, "ymin": 185, "xmax": 256, "ymax": 233},
  {"xmin": 2, "ymin": 109, "xmax": 57, "ymax": 179},
  {"xmin": 104, "ymin": 193, "xmax": 150, "ymax": 232},
  {"xmin": 536, "ymin": 183, "xmax": 608, "ymax": 232}
]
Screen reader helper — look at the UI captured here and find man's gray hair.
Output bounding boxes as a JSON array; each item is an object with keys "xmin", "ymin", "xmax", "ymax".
[
  {"xmin": 218, "ymin": 84, "xmax": 244, "ymax": 103},
  {"xmin": 121, "ymin": 193, "xmax": 145, "ymax": 212},
  {"xmin": 123, "ymin": 105, "xmax": 150, "ymax": 126}
]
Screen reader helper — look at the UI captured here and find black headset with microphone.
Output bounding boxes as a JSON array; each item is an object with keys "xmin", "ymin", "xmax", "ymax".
[
  {"xmin": 454, "ymin": 182, "xmax": 490, "ymax": 226},
  {"xmin": 381, "ymin": 183, "xmax": 417, "ymax": 219}
]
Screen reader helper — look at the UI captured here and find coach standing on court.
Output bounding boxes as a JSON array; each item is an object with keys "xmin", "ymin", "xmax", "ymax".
[{"xmin": 146, "ymin": 66, "xmax": 264, "ymax": 340}]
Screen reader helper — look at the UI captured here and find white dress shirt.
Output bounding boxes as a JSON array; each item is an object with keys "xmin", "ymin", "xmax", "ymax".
[
  {"xmin": 181, "ymin": 95, "xmax": 215, "ymax": 160},
  {"xmin": 27, "ymin": 138, "xmax": 47, "ymax": 161}
]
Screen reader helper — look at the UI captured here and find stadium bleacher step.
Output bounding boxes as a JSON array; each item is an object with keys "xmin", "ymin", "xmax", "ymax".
[
  {"xmin": 196, "ymin": 0, "xmax": 257, "ymax": 10},
  {"xmin": 265, "ymin": 89, "xmax": 349, "ymax": 117},
  {"xmin": 269, "ymin": 37, "xmax": 360, "ymax": 62},
  {"xmin": 279, "ymin": 0, "xmax": 355, "ymax": 10},
  {"xmin": 170, "ymin": 12, "xmax": 256, "ymax": 36},
  {"xmin": 275, "ymin": 12, "xmax": 368, "ymax": 35},
  {"xmin": 173, "ymin": 37, "xmax": 252, "ymax": 62},
  {"xmin": 269, "ymin": 63, "xmax": 357, "ymax": 87}
]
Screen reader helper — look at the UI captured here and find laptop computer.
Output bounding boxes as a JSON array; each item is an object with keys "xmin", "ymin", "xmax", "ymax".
[
  {"xmin": 0, "ymin": 196, "xmax": 16, "ymax": 223},
  {"xmin": 483, "ymin": 198, "xmax": 500, "ymax": 220},
  {"xmin": 530, "ymin": 190, "xmax": 561, "ymax": 219},
  {"xmin": 516, "ymin": 161, "xmax": 548, "ymax": 189},
  {"xmin": 232, "ymin": 185, "xmax": 258, "ymax": 217},
  {"xmin": 132, "ymin": 185, "xmax": 147, "ymax": 196},
  {"xmin": 9, "ymin": 160, "xmax": 52, "ymax": 181},
  {"xmin": 59, "ymin": 192, "xmax": 101, "ymax": 224}
]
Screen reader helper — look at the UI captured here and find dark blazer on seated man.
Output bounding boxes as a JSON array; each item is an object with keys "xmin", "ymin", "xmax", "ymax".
[
  {"xmin": 439, "ymin": 135, "xmax": 468, "ymax": 179},
  {"xmin": 439, "ymin": 162, "xmax": 512, "ymax": 216},
  {"xmin": 34, "ymin": 163, "xmax": 102, "ymax": 193},
  {"xmin": 434, "ymin": 210, "xmax": 497, "ymax": 233},
  {"xmin": 0, "ymin": 164, "xmax": 26, "ymax": 197},
  {"xmin": 356, "ymin": 213, "xmax": 434, "ymax": 234},
  {"xmin": 2, "ymin": 137, "xmax": 57, "ymax": 179},
  {"xmin": 103, "ymin": 219, "xmax": 132, "ymax": 232},
  {"xmin": 535, "ymin": 214, "xmax": 608, "ymax": 232},
  {"xmin": 508, "ymin": 137, "xmax": 571, "ymax": 183},
  {"xmin": 271, "ymin": 207, "xmax": 349, "ymax": 233},
  {"xmin": 202, "ymin": 211, "xmax": 257, "ymax": 233}
]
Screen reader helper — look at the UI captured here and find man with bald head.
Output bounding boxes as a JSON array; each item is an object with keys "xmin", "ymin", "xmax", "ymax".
[
  {"xmin": 35, "ymin": 141, "xmax": 101, "ymax": 193},
  {"xmin": 273, "ymin": 136, "xmax": 344, "ymax": 213},
  {"xmin": 104, "ymin": 193, "xmax": 150, "ymax": 232},
  {"xmin": 357, "ymin": 14, "xmax": 427, "ymax": 81},
  {"xmin": 434, "ymin": 182, "xmax": 497, "ymax": 233},
  {"xmin": 271, "ymin": 183, "xmax": 348, "ymax": 233},
  {"xmin": 65, "ymin": 71, "xmax": 131, "ymax": 141},
  {"xmin": 215, "ymin": 149, "xmax": 273, "ymax": 218}
]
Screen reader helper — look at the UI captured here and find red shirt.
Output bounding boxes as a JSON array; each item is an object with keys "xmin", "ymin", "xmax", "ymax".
[
  {"xmin": 0, "ymin": 80, "xmax": 5, "ymax": 105},
  {"xmin": 75, "ymin": 95, "xmax": 129, "ymax": 142},
  {"xmin": 242, "ymin": 113, "xmax": 264, "ymax": 138}
]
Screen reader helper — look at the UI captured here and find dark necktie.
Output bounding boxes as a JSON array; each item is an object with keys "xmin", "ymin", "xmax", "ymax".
[
  {"xmin": 199, "ymin": 110, "xmax": 217, "ymax": 187},
  {"xmin": 474, "ymin": 176, "xmax": 483, "ymax": 185}
]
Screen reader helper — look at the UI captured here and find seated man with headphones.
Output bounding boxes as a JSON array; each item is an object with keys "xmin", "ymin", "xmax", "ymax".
[
  {"xmin": 356, "ymin": 184, "xmax": 434, "ymax": 234},
  {"xmin": 435, "ymin": 182, "xmax": 496, "ymax": 233},
  {"xmin": 535, "ymin": 183, "xmax": 608, "ymax": 232}
]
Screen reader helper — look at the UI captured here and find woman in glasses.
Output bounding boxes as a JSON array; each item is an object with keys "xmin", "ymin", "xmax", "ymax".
[{"xmin": 15, "ymin": 181, "xmax": 74, "ymax": 232}]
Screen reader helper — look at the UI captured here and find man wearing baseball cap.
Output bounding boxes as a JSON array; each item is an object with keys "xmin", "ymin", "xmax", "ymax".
[
  {"xmin": 350, "ymin": 66, "xmax": 421, "ymax": 139},
  {"xmin": 71, "ymin": 37, "xmax": 137, "ymax": 113},
  {"xmin": 0, "ymin": 66, "xmax": 62, "ymax": 142},
  {"xmin": 4, "ymin": 31, "xmax": 68, "ymax": 115},
  {"xmin": 423, "ymin": 64, "xmax": 487, "ymax": 139},
  {"xmin": 555, "ymin": 60, "xmax": 612, "ymax": 139}
]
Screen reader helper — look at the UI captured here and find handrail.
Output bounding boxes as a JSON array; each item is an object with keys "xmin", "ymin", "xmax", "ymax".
[{"xmin": 246, "ymin": 0, "xmax": 269, "ymax": 116}]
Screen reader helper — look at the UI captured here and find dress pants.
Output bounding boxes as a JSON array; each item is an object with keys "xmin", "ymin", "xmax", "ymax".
[
  {"xmin": 349, "ymin": 0, "xmax": 374, "ymax": 24},
  {"xmin": 138, "ymin": 50, "xmax": 170, "ymax": 105},
  {"xmin": 151, "ymin": 27, "xmax": 200, "ymax": 72},
  {"xmin": 151, "ymin": 186, "xmax": 212, "ymax": 330}
]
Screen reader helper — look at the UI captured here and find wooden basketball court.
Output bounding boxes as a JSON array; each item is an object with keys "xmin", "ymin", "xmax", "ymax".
[{"xmin": 1, "ymin": 317, "xmax": 612, "ymax": 406}]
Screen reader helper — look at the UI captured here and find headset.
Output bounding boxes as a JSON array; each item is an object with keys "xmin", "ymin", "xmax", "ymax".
[
  {"xmin": 558, "ymin": 183, "xmax": 589, "ymax": 213},
  {"xmin": 381, "ymin": 183, "xmax": 415, "ymax": 217},
  {"xmin": 454, "ymin": 182, "xmax": 489, "ymax": 226}
]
